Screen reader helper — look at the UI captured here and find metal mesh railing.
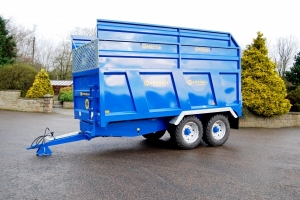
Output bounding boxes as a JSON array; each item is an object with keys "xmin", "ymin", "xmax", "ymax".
[{"xmin": 72, "ymin": 39, "xmax": 98, "ymax": 72}]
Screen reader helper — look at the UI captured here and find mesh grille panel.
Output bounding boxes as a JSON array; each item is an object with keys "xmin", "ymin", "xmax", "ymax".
[{"xmin": 72, "ymin": 39, "xmax": 98, "ymax": 72}]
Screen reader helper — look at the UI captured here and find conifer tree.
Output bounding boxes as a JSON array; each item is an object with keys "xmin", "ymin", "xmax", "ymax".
[
  {"xmin": 0, "ymin": 16, "xmax": 16, "ymax": 66},
  {"xmin": 26, "ymin": 69, "xmax": 54, "ymax": 98},
  {"xmin": 242, "ymin": 32, "xmax": 291, "ymax": 117},
  {"xmin": 285, "ymin": 52, "xmax": 300, "ymax": 87},
  {"xmin": 286, "ymin": 86, "xmax": 300, "ymax": 111}
]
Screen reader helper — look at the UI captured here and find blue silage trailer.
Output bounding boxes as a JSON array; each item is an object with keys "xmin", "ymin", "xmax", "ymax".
[{"xmin": 28, "ymin": 19, "xmax": 242, "ymax": 156}]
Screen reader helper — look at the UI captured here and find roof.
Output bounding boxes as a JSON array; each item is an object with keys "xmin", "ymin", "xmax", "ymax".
[{"xmin": 50, "ymin": 80, "xmax": 73, "ymax": 86}]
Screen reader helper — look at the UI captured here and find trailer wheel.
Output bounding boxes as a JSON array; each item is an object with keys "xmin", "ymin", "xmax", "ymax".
[
  {"xmin": 203, "ymin": 114, "xmax": 230, "ymax": 146},
  {"xmin": 174, "ymin": 116, "xmax": 203, "ymax": 149},
  {"xmin": 143, "ymin": 130, "xmax": 165, "ymax": 140}
]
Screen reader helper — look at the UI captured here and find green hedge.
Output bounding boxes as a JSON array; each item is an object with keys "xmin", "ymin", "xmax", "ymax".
[
  {"xmin": 59, "ymin": 91, "xmax": 73, "ymax": 102},
  {"xmin": 58, "ymin": 87, "xmax": 73, "ymax": 102},
  {"xmin": 0, "ymin": 63, "xmax": 38, "ymax": 97}
]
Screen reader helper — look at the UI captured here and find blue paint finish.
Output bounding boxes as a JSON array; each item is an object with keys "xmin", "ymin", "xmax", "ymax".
[
  {"xmin": 27, "ymin": 132, "xmax": 91, "ymax": 156},
  {"xmin": 71, "ymin": 19, "xmax": 242, "ymax": 130},
  {"xmin": 184, "ymin": 128, "xmax": 191, "ymax": 135},
  {"xmin": 73, "ymin": 68, "xmax": 100, "ymax": 122},
  {"xmin": 209, "ymin": 72, "xmax": 226, "ymax": 107},
  {"xmin": 80, "ymin": 117, "xmax": 170, "ymax": 137},
  {"xmin": 98, "ymin": 30, "xmax": 178, "ymax": 44},
  {"xmin": 219, "ymin": 73, "xmax": 239, "ymax": 105},
  {"xmin": 179, "ymin": 29, "xmax": 230, "ymax": 38},
  {"xmin": 73, "ymin": 20, "xmax": 241, "ymax": 130},
  {"xmin": 213, "ymin": 126, "xmax": 219, "ymax": 133},
  {"xmin": 28, "ymin": 19, "xmax": 243, "ymax": 156},
  {"xmin": 71, "ymin": 35, "xmax": 96, "ymax": 49},
  {"xmin": 36, "ymin": 146, "xmax": 52, "ymax": 156},
  {"xmin": 97, "ymin": 21, "xmax": 178, "ymax": 36},
  {"xmin": 99, "ymin": 41, "xmax": 178, "ymax": 54},
  {"xmin": 171, "ymin": 70, "xmax": 191, "ymax": 110},
  {"xmin": 140, "ymin": 73, "xmax": 179, "ymax": 110},
  {"xmin": 183, "ymin": 73, "xmax": 216, "ymax": 108},
  {"xmin": 99, "ymin": 57, "xmax": 178, "ymax": 69},
  {"xmin": 126, "ymin": 71, "xmax": 149, "ymax": 114},
  {"xmin": 180, "ymin": 37, "xmax": 229, "ymax": 47},
  {"xmin": 181, "ymin": 46, "xmax": 238, "ymax": 57},
  {"xmin": 104, "ymin": 73, "xmax": 136, "ymax": 113},
  {"xmin": 181, "ymin": 60, "xmax": 239, "ymax": 70}
]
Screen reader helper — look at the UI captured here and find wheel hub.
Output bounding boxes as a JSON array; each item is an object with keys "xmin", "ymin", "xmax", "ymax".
[
  {"xmin": 211, "ymin": 120, "xmax": 226, "ymax": 140},
  {"xmin": 184, "ymin": 128, "xmax": 191, "ymax": 135},
  {"xmin": 213, "ymin": 126, "xmax": 219, "ymax": 133},
  {"xmin": 182, "ymin": 122, "xmax": 199, "ymax": 143}
]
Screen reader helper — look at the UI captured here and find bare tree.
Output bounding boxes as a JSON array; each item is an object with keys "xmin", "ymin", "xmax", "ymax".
[
  {"xmin": 5, "ymin": 18, "xmax": 37, "ymax": 64},
  {"xmin": 34, "ymin": 38, "xmax": 56, "ymax": 71},
  {"xmin": 37, "ymin": 27, "xmax": 96, "ymax": 80},
  {"xmin": 271, "ymin": 35, "xmax": 299, "ymax": 76},
  {"xmin": 5, "ymin": 18, "xmax": 59, "ymax": 72},
  {"xmin": 50, "ymin": 40, "xmax": 72, "ymax": 80},
  {"xmin": 6, "ymin": 19, "xmax": 96, "ymax": 80},
  {"xmin": 71, "ymin": 27, "xmax": 96, "ymax": 36}
]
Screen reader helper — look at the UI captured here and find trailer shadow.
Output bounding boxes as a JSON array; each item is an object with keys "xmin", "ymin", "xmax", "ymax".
[
  {"xmin": 141, "ymin": 137, "xmax": 177, "ymax": 150},
  {"xmin": 76, "ymin": 135, "xmax": 212, "ymax": 160},
  {"xmin": 141, "ymin": 137, "xmax": 209, "ymax": 150}
]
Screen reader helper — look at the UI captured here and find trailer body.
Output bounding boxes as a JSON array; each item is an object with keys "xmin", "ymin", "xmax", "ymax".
[{"xmin": 28, "ymin": 19, "xmax": 242, "ymax": 156}]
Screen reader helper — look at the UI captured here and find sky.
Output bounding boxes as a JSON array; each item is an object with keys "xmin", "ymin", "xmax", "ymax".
[{"xmin": 0, "ymin": 0, "xmax": 299, "ymax": 49}]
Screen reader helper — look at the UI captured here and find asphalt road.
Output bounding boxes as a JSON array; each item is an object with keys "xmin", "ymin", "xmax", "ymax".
[{"xmin": 0, "ymin": 110, "xmax": 299, "ymax": 200}]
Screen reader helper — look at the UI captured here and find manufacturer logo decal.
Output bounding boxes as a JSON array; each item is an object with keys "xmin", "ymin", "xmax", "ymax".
[
  {"xmin": 85, "ymin": 99, "xmax": 89, "ymax": 110},
  {"xmin": 187, "ymin": 80, "xmax": 208, "ymax": 86},
  {"xmin": 80, "ymin": 92, "xmax": 90, "ymax": 96},
  {"xmin": 195, "ymin": 47, "xmax": 211, "ymax": 52},
  {"xmin": 142, "ymin": 43, "xmax": 162, "ymax": 50},
  {"xmin": 144, "ymin": 80, "xmax": 169, "ymax": 86}
]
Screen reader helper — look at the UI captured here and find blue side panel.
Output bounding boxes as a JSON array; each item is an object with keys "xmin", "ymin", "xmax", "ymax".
[
  {"xmin": 183, "ymin": 73, "xmax": 216, "ymax": 108},
  {"xmin": 99, "ymin": 41, "xmax": 178, "ymax": 53},
  {"xmin": 179, "ymin": 29, "xmax": 231, "ymax": 47},
  {"xmin": 104, "ymin": 73, "xmax": 136, "ymax": 113},
  {"xmin": 219, "ymin": 73, "xmax": 239, "ymax": 105},
  {"xmin": 181, "ymin": 60, "xmax": 239, "ymax": 70},
  {"xmin": 140, "ymin": 73, "xmax": 179, "ymax": 110},
  {"xmin": 99, "ymin": 58, "xmax": 178, "ymax": 69},
  {"xmin": 181, "ymin": 46, "xmax": 238, "ymax": 57},
  {"xmin": 98, "ymin": 30, "xmax": 178, "ymax": 43},
  {"xmin": 73, "ymin": 68, "xmax": 100, "ymax": 122},
  {"xmin": 80, "ymin": 118, "xmax": 171, "ymax": 137},
  {"xmin": 97, "ymin": 20, "xmax": 178, "ymax": 43}
]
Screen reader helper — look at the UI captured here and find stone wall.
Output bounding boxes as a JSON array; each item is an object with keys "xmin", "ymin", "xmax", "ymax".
[
  {"xmin": 0, "ymin": 90, "xmax": 53, "ymax": 113},
  {"xmin": 63, "ymin": 101, "xmax": 74, "ymax": 109},
  {"xmin": 239, "ymin": 112, "xmax": 300, "ymax": 128}
]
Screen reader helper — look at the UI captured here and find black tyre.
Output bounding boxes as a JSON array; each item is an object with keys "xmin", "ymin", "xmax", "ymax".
[
  {"xmin": 167, "ymin": 124, "xmax": 176, "ymax": 141},
  {"xmin": 143, "ymin": 130, "xmax": 165, "ymax": 140},
  {"xmin": 173, "ymin": 116, "xmax": 203, "ymax": 149},
  {"xmin": 203, "ymin": 114, "xmax": 230, "ymax": 146}
]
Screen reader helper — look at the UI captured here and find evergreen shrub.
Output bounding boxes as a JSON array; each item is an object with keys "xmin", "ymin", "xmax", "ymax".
[
  {"xmin": 241, "ymin": 32, "xmax": 291, "ymax": 117},
  {"xmin": 26, "ymin": 69, "xmax": 54, "ymax": 98}
]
